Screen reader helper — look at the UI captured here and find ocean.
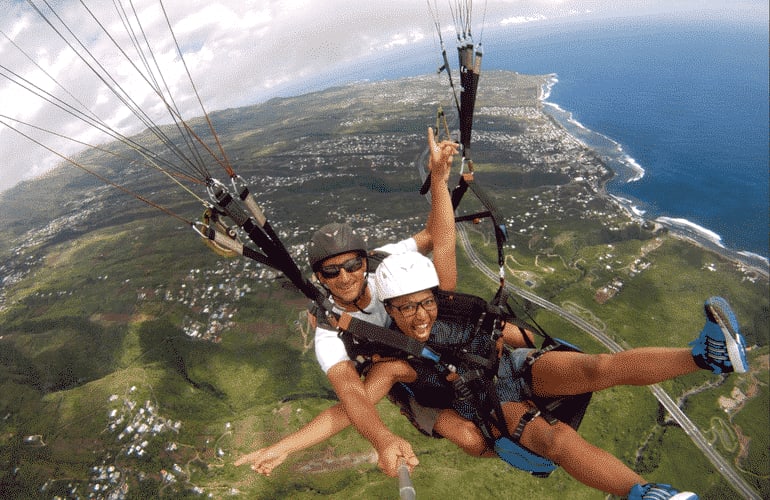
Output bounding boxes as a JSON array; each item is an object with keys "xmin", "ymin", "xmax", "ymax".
[
  {"xmin": 482, "ymin": 16, "xmax": 769, "ymax": 263},
  {"xmin": 302, "ymin": 14, "xmax": 769, "ymax": 264}
]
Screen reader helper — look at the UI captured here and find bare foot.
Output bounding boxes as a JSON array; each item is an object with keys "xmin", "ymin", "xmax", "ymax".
[{"xmin": 234, "ymin": 446, "xmax": 289, "ymax": 476}]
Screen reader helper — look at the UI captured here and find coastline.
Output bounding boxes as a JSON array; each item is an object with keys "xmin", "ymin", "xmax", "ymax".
[{"xmin": 538, "ymin": 75, "xmax": 769, "ymax": 279}]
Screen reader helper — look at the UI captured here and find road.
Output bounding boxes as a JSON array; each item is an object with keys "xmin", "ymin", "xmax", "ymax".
[{"xmin": 456, "ymin": 225, "xmax": 761, "ymax": 499}]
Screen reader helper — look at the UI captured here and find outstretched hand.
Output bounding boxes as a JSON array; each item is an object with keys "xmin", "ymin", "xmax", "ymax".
[
  {"xmin": 234, "ymin": 446, "xmax": 289, "ymax": 477},
  {"xmin": 428, "ymin": 127, "xmax": 458, "ymax": 185}
]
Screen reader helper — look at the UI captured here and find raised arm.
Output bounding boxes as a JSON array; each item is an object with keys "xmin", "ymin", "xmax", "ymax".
[
  {"xmin": 501, "ymin": 321, "xmax": 536, "ymax": 348},
  {"xmin": 414, "ymin": 127, "xmax": 458, "ymax": 291}
]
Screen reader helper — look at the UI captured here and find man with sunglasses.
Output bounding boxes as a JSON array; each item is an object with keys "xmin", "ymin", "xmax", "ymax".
[{"xmin": 304, "ymin": 128, "xmax": 458, "ymax": 477}]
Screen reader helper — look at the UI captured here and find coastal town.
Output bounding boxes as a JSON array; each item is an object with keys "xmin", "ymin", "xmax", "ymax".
[
  {"xmin": 0, "ymin": 129, "xmax": 611, "ymax": 347},
  {"xmin": 1, "ymin": 73, "xmax": 764, "ymax": 343}
]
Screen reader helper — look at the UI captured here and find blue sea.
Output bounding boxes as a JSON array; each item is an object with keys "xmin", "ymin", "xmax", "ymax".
[
  {"xmin": 484, "ymin": 16, "xmax": 769, "ymax": 265},
  {"xmin": 297, "ymin": 15, "xmax": 769, "ymax": 264}
]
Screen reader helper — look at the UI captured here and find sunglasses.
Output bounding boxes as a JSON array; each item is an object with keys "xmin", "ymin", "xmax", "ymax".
[{"xmin": 318, "ymin": 255, "xmax": 365, "ymax": 279}]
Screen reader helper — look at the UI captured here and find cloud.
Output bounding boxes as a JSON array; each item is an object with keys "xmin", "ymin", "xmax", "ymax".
[
  {"xmin": 0, "ymin": 0, "xmax": 766, "ymax": 193},
  {"xmin": 500, "ymin": 14, "xmax": 548, "ymax": 25}
]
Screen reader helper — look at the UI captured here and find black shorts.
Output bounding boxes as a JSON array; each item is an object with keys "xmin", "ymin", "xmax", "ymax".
[{"xmin": 387, "ymin": 383, "xmax": 444, "ymax": 438}]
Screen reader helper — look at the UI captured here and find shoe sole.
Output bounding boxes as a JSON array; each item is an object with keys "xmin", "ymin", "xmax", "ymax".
[
  {"xmin": 706, "ymin": 301, "xmax": 748, "ymax": 374},
  {"xmin": 670, "ymin": 493, "xmax": 699, "ymax": 500}
]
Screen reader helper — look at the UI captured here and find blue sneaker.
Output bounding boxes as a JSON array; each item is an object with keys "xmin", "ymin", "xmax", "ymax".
[
  {"xmin": 628, "ymin": 483, "xmax": 698, "ymax": 500},
  {"xmin": 690, "ymin": 297, "xmax": 749, "ymax": 374}
]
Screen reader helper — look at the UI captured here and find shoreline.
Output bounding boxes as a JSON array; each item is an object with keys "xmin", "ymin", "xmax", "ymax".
[{"xmin": 538, "ymin": 75, "xmax": 769, "ymax": 279}]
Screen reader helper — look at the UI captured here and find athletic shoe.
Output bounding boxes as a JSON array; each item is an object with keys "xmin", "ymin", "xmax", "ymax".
[
  {"xmin": 628, "ymin": 482, "xmax": 698, "ymax": 500},
  {"xmin": 690, "ymin": 296, "xmax": 749, "ymax": 374}
]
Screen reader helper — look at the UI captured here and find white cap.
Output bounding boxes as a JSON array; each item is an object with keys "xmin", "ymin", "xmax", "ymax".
[{"xmin": 375, "ymin": 252, "xmax": 439, "ymax": 301}]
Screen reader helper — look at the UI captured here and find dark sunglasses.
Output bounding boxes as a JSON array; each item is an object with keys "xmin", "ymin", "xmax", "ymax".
[{"xmin": 318, "ymin": 255, "xmax": 364, "ymax": 279}]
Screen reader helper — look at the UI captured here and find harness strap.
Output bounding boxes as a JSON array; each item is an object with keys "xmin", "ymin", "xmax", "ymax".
[
  {"xmin": 447, "ymin": 369, "xmax": 502, "ymax": 450},
  {"xmin": 510, "ymin": 321, "xmax": 538, "ymax": 349},
  {"xmin": 511, "ymin": 406, "xmax": 541, "ymax": 442},
  {"xmin": 449, "ymin": 172, "xmax": 508, "ymax": 297},
  {"xmin": 338, "ymin": 313, "xmax": 438, "ymax": 361},
  {"xmin": 454, "ymin": 368, "xmax": 485, "ymax": 385},
  {"xmin": 524, "ymin": 342, "xmax": 594, "ymax": 428},
  {"xmin": 459, "ymin": 352, "xmax": 497, "ymax": 371},
  {"xmin": 526, "ymin": 343, "xmax": 559, "ymax": 367},
  {"xmin": 452, "ymin": 175, "xmax": 507, "ymax": 241},
  {"xmin": 465, "ymin": 178, "xmax": 507, "ymax": 234},
  {"xmin": 482, "ymin": 382, "xmax": 511, "ymax": 448},
  {"xmin": 497, "ymin": 404, "xmax": 558, "ymax": 477}
]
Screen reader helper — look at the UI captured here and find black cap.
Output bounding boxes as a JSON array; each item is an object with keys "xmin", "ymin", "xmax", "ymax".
[{"xmin": 308, "ymin": 223, "xmax": 367, "ymax": 271}]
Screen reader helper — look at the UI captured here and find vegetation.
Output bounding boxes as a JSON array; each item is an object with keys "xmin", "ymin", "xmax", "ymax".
[{"xmin": 0, "ymin": 73, "xmax": 767, "ymax": 499}]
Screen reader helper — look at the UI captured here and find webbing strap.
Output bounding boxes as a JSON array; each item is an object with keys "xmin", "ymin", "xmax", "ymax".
[
  {"xmin": 241, "ymin": 245, "xmax": 275, "ymax": 268},
  {"xmin": 338, "ymin": 313, "xmax": 434, "ymax": 360},
  {"xmin": 459, "ymin": 351, "xmax": 497, "ymax": 371},
  {"xmin": 450, "ymin": 173, "xmax": 472, "ymax": 209},
  {"xmin": 524, "ymin": 341, "xmax": 594, "ymax": 429},
  {"xmin": 459, "ymin": 175, "xmax": 508, "ymax": 267},
  {"xmin": 449, "ymin": 372, "xmax": 501, "ymax": 449},
  {"xmin": 454, "ymin": 211, "xmax": 492, "ymax": 223},
  {"xmin": 464, "ymin": 178, "xmax": 507, "ymax": 240},
  {"xmin": 511, "ymin": 406, "xmax": 541, "ymax": 442},
  {"xmin": 448, "ymin": 174, "xmax": 508, "ymax": 289},
  {"xmin": 209, "ymin": 179, "xmax": 324, "ymax": 306}
]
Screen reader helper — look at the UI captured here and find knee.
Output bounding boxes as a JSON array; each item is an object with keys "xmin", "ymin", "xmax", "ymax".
[
  {"xmin": 577, "ymin": 353, "xmax": 613, "ymax": 381},
  {"xmin": 450, "ymin": 421, "xmax": 488, "ymax": 457},
  {"xmin": 523, "ymin": 422, "xmax": 574, "ymax": 463}
]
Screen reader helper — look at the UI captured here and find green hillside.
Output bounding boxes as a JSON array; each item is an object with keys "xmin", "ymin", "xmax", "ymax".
[{"xmin": 0, "ymin": 72, "xmax": 767, "ymax": 499}]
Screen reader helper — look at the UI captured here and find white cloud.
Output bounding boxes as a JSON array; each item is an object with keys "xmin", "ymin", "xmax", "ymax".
[
  {"xmin": 0, "ymin": 0, "xmax": 766, "ymax": 192},
  {"xmin": 500, "ymin": 14, "xmax": 548, "ymax": 26}
]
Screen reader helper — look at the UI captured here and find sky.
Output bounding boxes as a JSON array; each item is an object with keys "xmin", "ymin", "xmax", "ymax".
[{"xmin": 0, "ymin": 0, "xmax": 765, "ymax": 193}]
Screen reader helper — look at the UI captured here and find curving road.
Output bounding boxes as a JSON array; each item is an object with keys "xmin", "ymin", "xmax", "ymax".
[{"xmin": 456, "ymin": 225, "xmax": 761, "ymax": 499}]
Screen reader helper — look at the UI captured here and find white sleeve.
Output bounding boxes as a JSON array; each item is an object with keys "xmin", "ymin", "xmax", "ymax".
[
  {"xmin": 375, "ymin": 237, "xmax": 418, "ymax": 256},
  {"xmin": 314, "ymin": 324, "xmax": 351, "ymax": 374}
]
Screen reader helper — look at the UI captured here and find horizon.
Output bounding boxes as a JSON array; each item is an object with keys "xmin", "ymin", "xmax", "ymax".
[
  {"xmin": 0, "ymin": 1, "xmax": 767, "ymax": 260},
  {"xmin": 0, "ymin": 0, "xmax": 765, "ymax": 193}
]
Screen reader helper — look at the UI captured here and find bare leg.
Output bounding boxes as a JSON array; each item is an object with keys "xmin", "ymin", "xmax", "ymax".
[
  {"xmin": 433, "ymin": 409, "xmax": 496, "ymax": 458},
  {"xmin": 531, "ymin": 348, "xmax": 699, "ymax": 397},
  {"xmin": 503, "ymin": 401, "xmax": 644, "ymax": 496},
  {"xmin": 432, "ymin": 402, "xmax": 644, "ymax": 495}
]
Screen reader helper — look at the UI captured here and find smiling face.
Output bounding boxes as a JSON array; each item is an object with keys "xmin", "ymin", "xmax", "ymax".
[
  {"xmin": 316, "ymin": 251, "xmax": 369, "ymax": 309},
  {"xmin": 386, "ymin": 289, "xmax": 437, "ymax": 342}
]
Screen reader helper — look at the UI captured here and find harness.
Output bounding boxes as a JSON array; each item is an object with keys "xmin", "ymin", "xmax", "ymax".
[
  {"xmin": 196, "ymin": 131, "xmax": 590, "ymax": 479},
  {"xmin": 334, "ymin": 288, "xmax": 592, "ymax": 478},
  {"xmin": 195, "ymin": 87, "xmax": 586, "ymax": 480},
  {"xmin": 495, "ymin": 337, "xmax": 593, "ymax": 477},
  {"xmin": 200, "ymin": 158, "xmax": 590, "ymax": 479}
]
